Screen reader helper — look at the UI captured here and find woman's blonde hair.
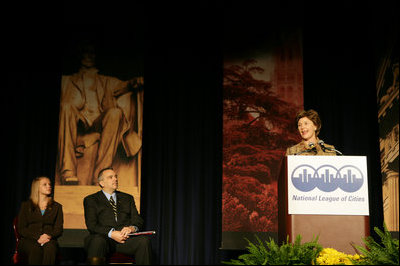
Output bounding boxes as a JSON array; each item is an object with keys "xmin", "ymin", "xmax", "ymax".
[{"xmin": 30, "ymin": 176, "xmax": 52, "ymax": 206}]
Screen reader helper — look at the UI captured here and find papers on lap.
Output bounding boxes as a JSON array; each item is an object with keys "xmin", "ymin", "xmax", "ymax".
[{"xmin": 129, "ymin": 230, "xmax": 156, "ymax": 236}]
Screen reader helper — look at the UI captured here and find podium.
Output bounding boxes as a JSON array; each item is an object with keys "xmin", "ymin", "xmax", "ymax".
[{"xmin": 278, "ymin": 155, "xmax": 370, "ymax": 254}]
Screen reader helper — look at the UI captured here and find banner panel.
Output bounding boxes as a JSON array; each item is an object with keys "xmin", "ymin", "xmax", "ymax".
[
  {"xmin": 54, "ymin": 32, "xmax": 144, "ymax": 230},
  {"xmin": 222, "ymin": 29, "xmax": 304, "ymax": 249},
  {"xmin": 376, "ymin": 39, "xmax": 399, "ymax": 231}
]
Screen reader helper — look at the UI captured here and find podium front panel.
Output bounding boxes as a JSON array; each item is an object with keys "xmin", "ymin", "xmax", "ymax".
[{"xmin": 278, "ymin": 156, "xmax": 370, "ymax": 254}]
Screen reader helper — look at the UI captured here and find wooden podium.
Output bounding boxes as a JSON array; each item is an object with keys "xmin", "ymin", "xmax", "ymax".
[{"xmin": 278, "ymin": 156, "xmax": 370, "ymax": 254}]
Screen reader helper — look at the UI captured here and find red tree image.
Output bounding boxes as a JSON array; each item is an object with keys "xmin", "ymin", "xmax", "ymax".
[{"xmin": 223, "ymin": 59, "xmax": 301, "ymax": 232}]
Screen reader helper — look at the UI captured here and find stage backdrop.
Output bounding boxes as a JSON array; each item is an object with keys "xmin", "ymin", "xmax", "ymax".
[
  {"xmin": 54, "ymin": 30, "xmax": 144, "ymax": 230},
  {"xmin": 376, "ymin": 37, "xmax": 399, "ymax": 232},
  {"xmin": 222, "ymin": 29, "xmax": 303, "ymax": 249}
]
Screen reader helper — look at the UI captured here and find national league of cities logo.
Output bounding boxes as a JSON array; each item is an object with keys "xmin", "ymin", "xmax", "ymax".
[{"xmin": 290, "ymin": 164, "xmax": 364, "ymax": 193}]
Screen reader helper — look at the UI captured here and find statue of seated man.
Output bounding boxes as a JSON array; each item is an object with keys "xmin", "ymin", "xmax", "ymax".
[{"xmin": 56, "ymin": 42, "xmax": 143, "ymax": 185}]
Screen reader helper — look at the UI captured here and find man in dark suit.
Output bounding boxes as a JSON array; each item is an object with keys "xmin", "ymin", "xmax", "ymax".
[{"xmin": 83, "ymin": 167, "xmax": 152, "ymax": 265}]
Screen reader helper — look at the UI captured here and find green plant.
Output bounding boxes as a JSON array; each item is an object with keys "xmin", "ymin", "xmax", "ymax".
[
  {"xmin": 222, "ymin": 234, "xmax": 323, "ymax": 265},
  {"xmin": 351, "ymin": 223, "xmax": 399, "ymax": 265}
]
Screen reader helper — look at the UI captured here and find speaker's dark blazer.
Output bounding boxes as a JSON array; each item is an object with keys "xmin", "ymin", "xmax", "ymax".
[{"xmin": 83, "ymin": 190, "xmax": 144, "ymax": 236}]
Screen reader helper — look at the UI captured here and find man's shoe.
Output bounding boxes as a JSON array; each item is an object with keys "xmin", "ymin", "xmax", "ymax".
[{"xmin": 87, "ymin": 257, "xmax": 106, "ymax": 265}]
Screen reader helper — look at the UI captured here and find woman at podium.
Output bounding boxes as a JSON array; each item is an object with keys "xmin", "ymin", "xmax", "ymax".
[
  {"xmin": 286, "ymin": 109, "xmax": 337, "ymax": 156},
  {"xmin": 280, "ymin": 110, "xmax": 368, "ymax": 256}
]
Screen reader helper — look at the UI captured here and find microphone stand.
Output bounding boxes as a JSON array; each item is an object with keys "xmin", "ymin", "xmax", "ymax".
[
  {"xmin": 331, "ymin": 148, "xmax": 343, "ymax": 155},
  {"xmin": 318, "ymin": 140, "xmax": 343, "ymax": 155}
]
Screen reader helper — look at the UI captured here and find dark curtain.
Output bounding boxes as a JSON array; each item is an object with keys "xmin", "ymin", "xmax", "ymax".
[
  {"xmin": 140, "ymin": 11, "xmax": 223, "ymax": 264},
  {"xmin": 302, "ymin": 3, "xmax": 385, "ymax": 240},
  {"xmin": 3, "ymin": 71, "xmax": 61, "ymax": 265},
  {"xmin": 2, "ymin": 1, "xmax": 397, "ymax": 265}
]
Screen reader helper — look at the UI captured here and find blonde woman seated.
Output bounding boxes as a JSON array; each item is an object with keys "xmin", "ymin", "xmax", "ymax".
[
  {"xmin": 286, "ymin": 109, "xmax": 339, "ymax": 156},
  {"xmin": 17, "ymin": 177, "xmax": 63, "ymax": 265}
]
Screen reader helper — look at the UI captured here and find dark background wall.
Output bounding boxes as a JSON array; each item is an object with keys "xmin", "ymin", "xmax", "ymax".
[{"xmin": 2, "ymin": 1, "xmax": 398, "ymax": 264}]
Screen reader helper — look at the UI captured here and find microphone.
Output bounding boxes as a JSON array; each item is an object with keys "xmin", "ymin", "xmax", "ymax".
[
  {"xmin": 318, "ymin": 140, "xmax": 327, "ymax": 152},
  {"xmin": 318, "ymin": 140, "xmax": 343, "ymax": 155},
  {"xmin": 308, "ymin": 142, "xmax": 317, "ymax": 153}
]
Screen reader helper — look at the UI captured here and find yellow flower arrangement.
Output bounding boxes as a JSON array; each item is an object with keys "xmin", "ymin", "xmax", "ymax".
[{"xmin": 316, "ymin": 248, "xmax": 363, "ymax": 265}]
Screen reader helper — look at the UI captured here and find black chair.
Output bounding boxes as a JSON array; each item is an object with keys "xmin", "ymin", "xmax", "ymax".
[{"xmin": 12, "ymin": 216, "xmax": 25, "ymax": 264}]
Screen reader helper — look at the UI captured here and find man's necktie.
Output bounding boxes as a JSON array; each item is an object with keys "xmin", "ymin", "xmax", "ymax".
[{"xmin": 109, "ymin": 197, "xmax": 117, "ymax": 220}]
